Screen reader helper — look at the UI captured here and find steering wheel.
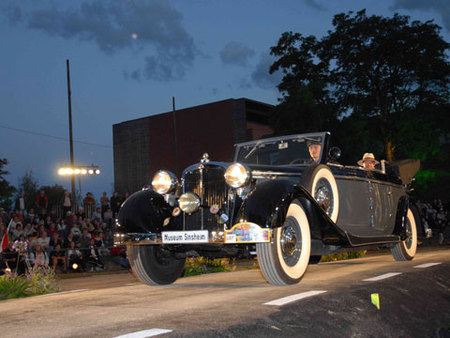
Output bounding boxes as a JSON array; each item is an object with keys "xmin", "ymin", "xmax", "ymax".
[{"xmin": 289, "ymin": 158, "xmax": 304, "ymax": 165}]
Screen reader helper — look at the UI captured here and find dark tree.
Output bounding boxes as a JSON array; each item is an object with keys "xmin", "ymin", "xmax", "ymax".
[
  {"xmin": 18, "ymin": 171, "xmax": 39, "ymax": 212},
  {"xmin": 39, "ymin": 184, "xmax": 65, "ymax": 210},
  {"xmin": 0, "ymin": 159, "xmax": 16, "ymax": 211},
  {"xmin": 270, "ymin": 33, "xmax": 338, "ymax": 134},
  {"xmin": 270, "ymin": 10, "xmax": 450, "ymax": 163}
]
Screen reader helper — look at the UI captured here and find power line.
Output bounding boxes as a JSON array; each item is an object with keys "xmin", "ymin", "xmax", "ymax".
[{"xmin": 0, "ymin": 124, "xmax": 112, "ymax": 149}]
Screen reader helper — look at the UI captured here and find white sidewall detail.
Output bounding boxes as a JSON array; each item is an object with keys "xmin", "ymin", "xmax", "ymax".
[
  {"xmin": 403, "ymin": 208, "xmax": 417, "ymax": 257},
  {"xmin": 275, "ymin": 203, "xmax": 311, "ymax": 280},
  {"xmin": 311, "ymin": 167, "xmax": 339, "ymax": 223}
]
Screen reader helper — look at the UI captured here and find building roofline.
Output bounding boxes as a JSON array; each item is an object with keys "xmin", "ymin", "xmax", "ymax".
[{"xmin": 113, "ymin": 98, "xmax": 274, "ymax": 126}]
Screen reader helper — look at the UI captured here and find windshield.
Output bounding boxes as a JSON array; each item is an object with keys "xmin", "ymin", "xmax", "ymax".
[{"xmin": 235, "ymin": 135, "xmax": 323, "ymax": 166}]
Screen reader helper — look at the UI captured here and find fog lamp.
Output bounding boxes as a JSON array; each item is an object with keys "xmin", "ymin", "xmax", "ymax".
[{"xmin": 178, "ymin": 193, "xmax": 200, "ymax": 214}]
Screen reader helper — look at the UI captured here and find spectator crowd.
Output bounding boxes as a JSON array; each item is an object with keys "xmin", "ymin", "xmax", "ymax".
[
  {"xmin": 0, "ymin": 190, "xmax": 130, "ymax": 275},
  {"xmin": 416, "ymin": 199, "xmax": 449, "ymax": 245}
]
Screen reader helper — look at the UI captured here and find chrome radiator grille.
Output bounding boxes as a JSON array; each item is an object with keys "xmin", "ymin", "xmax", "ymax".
[{"xmin": 183, "ymin": 166, "xmax": 228, "ymax": 231}]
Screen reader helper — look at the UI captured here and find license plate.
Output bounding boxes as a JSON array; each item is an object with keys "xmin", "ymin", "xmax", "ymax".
[{"xmin": 162, "ymin": 230, "xmax": 209, "ymax": 244}]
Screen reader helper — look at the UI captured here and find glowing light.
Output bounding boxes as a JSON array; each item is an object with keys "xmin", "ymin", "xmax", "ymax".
[
  {"xmin": 58, "ymin": 166, "xmax": 100, "ymax": 176},
  {"xmin": 131, "ymin": 33, "xmax": 138, "ymax": 39},
  {"xmin": 72, "ymin": 263, "xmax": 78, "ymax": 270}
]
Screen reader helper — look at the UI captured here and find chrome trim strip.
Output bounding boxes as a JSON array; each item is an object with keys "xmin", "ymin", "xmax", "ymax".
[
  {"xmin": 252, "ymin": 170, "xmax": 301, "ymax": 177},
  {"xmin": 335, "ymin": 175, "xmax": 403, "ymax": 189}
]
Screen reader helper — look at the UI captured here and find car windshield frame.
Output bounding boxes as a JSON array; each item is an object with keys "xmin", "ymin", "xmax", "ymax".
[{"xmin": 233, "ymin": 132, "xmax": 328, "ymax": 166}]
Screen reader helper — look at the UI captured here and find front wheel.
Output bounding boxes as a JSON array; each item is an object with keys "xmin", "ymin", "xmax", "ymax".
[
  {"xmin": 256, "ymin": 201, "xmax": 311, "ymax": 286},
  {"xmin": 391, "ymin": 208, "xmax": 417, "ymax": 261},
  {"xmin": 127, "ymin": 245, "xmax": 186, "ymax": 285}
]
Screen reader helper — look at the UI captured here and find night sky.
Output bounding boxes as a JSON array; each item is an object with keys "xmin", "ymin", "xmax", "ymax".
[{"xmin": 1, "ymin": 0, "xmax": 448, "ymax": 200}]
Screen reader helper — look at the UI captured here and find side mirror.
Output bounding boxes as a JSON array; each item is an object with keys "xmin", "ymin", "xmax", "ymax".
[{"xmin": 328, "ymin": 147, "xmax": 341, "ymax": 162}]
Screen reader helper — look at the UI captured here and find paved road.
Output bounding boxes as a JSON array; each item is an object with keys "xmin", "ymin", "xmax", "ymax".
[{"xmin": 1, "ymin": 247, "xmax": 449, "ymax": 338}]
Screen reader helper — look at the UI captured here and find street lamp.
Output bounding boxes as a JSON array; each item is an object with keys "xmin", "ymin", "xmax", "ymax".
[
  {"xmin": 58, "ymin": 165, "xmax": 101, "ymax": 176},
  {"xmin": 58, "ymin": 165, "xmax": 101, "ymax": 200}
]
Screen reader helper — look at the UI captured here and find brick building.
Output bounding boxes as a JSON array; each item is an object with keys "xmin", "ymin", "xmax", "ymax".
[{"xmin": 113, "ymin": 98, "xmax": 273, "ymax": 194}]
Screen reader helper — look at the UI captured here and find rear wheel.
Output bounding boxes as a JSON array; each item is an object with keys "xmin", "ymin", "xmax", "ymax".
[
  {"xmin": 127, "ymin": 245, "xmax": 186, "ymax": 285},
  {"xmin": 391, "ymin": 208, "xmax": 417, "ymax": 261},
  {"xmin": 256, "ymin": 201, "xmax": 311, "ymax": 286}
]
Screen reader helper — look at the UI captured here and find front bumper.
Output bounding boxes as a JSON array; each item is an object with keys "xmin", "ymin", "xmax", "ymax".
[{"xmin": 115, "ymin": 222, "xmax": 272, "ymax": 246}]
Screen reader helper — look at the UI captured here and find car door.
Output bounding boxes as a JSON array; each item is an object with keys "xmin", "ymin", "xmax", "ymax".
[{"xmin": 332, "ymin": 165, "xmax": 377, "ymax": 236}]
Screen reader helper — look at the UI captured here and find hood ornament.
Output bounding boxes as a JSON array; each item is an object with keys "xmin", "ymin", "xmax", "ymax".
[{"xmin": 201, "ymin": 153, "xmax": 210, "ymax": 163}]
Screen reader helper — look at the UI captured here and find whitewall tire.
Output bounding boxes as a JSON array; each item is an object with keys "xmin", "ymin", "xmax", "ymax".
[
  {"xmin": 391, "ymin": 208, "xmax": 417, "ymax": 261},
  {"xmin": 256, "ymin": 201, "xmax": 311, "ymax": 286}
]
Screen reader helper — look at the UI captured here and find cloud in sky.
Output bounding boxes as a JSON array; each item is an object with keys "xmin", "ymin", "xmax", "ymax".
[
  {"xmin": 4, "ymin": 0, "xmax": 196, "ymax": 81},
  {"xmin": 251, "ymin": 53, "xmax": 283, "ymax": 90},
  {"xmin": 302, "ymin": 0, "xmax": 326, "ymax": 12},
  {"xmin": 392, "ymin": 0, "xmax": 450, "ymax": 32},
  {"xmin": 220, "ymin": 41, "xmax": 255, "ymax": 67}
]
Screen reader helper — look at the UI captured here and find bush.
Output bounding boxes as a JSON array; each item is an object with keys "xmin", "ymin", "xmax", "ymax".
[
  {"xmin": 0, "ymin": 273, "xmax": 31, "ymax": 300},
  {"xmin": 184, "ymin": 258, "xmax": 231, "ymax": 277},
  {"xmin": 0, "ymin": 266, "xmax": 61, "ymax": 300},
  {"xmin": 26, "ymin": 265, "xmax": 61, "ymax": 295},
  {"xmin": 320, "ymin": 250, "xmax": 367, "ymax": 262}
]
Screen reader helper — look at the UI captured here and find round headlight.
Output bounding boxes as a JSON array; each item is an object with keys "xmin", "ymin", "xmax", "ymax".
[
  {"xmin": 178, "ymin": 193, "xmax": 200, "ymax": 214},
  {"xmin": 225, "ymin": 163, "xmax": 250, "ymax": 188},
  {"xmin": 152, "ymin": 170, "xmax": 177, "ymax": 194}
]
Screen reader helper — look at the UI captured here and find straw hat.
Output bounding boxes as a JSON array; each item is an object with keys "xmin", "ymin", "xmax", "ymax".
[{"xmin": 358, "ymin": 153, "xmax": 379, "ymax": 166}]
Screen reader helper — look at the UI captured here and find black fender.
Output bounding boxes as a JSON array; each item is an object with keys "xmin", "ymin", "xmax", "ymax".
[
  {"xmin": 235, "ymin": 179, "xmax": 348, "ymax": 245},
  {"xmin": 117, "ymin": 189, "xmax": 172, "ymax": 234},
  {"xmin": 393, "ymin": 196, "xmax": 422, "ymax": 239},
  {"xmin": 393, "ymin": 195, "xmax": 409, "ymax": 239}
]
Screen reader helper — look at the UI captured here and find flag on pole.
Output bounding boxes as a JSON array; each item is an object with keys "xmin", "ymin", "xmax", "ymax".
[{"xmin": 0, "ymin": 219, "xmax": 12, "ymax": 253}]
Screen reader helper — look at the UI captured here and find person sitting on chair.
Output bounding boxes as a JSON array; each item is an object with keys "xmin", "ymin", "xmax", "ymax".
[{"xmin": 85, "ymin": 238, "xmax": 104, "ymax": 272}]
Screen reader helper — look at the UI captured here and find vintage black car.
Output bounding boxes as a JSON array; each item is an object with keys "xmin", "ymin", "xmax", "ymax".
[{"xmin": 116, "ymin": 132, "xmax": 422, "ymax": 286}]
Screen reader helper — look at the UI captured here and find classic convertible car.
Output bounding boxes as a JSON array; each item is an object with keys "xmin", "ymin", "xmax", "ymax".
[{"xmin": 115, "ymin": 132, "xmax": 422, "ymax": 286}]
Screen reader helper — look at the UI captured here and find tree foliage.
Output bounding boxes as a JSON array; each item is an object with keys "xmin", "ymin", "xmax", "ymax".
[
  {"xmin": 18, "ymin": 172, "xmax": 68, "ymax": 211},
  {"xmin": 0, "ymin": 159, "xmax": 16, "ymax": 211},
  {"xmin": 39, "ymin": 184, "xmax": 65, "ymax": 210},
  {"xmin": 270, "ymin": 10, "xmax": 450, "ymax": 164},
  {"xmin": 18, "ymin": 171, "xmax": 39, "ymax": 212}
]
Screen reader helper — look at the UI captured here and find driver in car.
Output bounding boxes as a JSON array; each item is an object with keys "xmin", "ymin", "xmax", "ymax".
[{"xmin": 308, "ymin": 140, "xmax": 322, "ymax": 163}]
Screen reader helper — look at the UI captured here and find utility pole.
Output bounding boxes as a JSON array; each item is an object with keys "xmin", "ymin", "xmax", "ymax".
[
  {"xmin": 66, "ymin": 59, "xmax": 76, "ymax": 207},
  {"xmin": 172, "ymin": 96, "xmax": 179, "ymax": 175}
]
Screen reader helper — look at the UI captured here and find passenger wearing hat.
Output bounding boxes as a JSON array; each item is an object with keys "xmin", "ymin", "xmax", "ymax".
[{"xmin": 358, "ymin": 153, "xmax": 379, "ymax": 170}]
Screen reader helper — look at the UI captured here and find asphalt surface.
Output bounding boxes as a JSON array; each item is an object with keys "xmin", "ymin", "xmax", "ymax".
[{"xmin": 0, "ymin": 247, "xmax": 449, "ymax": 338}]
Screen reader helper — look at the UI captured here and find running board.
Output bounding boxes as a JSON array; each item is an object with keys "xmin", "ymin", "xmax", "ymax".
[{"xmin": 346, "ymin": 233, "xmax": 401, "ymax": 247}]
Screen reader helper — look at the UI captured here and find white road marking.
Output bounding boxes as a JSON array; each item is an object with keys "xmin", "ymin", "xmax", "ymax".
[
  {"xmin": 363, "ymin": 272, "xmax": 401, "ymax": 282},
  {"xmin": 264, "ymin": 290, "xmax": 327, "ymax": 306},
  {"xmin": 37, "ymin": 289, "xmax": 89, "ymax": 297},
  {"xmin": 414, "ymin": 262, "xmax": 442, "ymax": 269},
  {"xmin": 113, "ymin": 329, "xmax": 172, "ymax": 338}
]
